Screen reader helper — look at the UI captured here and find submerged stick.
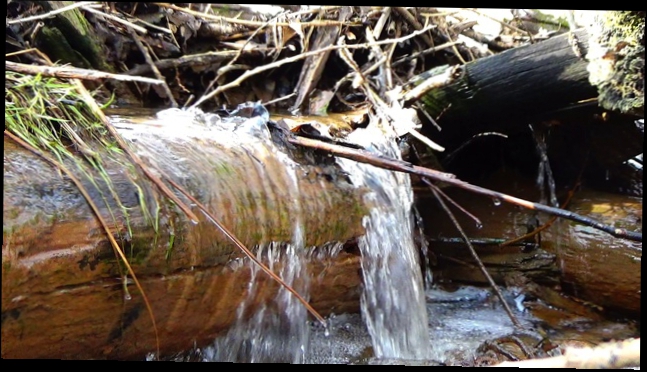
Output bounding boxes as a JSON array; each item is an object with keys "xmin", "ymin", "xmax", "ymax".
[{"xmin": 285, "ymin": 135, "xmax": 642, "ymax": 242}]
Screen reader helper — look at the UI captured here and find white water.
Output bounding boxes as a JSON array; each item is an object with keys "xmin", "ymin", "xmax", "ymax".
[
  {"xmin": 337, "ymin": 123, "xmax": 431, "ymax": 359},
  {"xmin": 203, "ymin": 242, "xmax": 310, "ymax": 363},
  {"xmin": 144, "ymin": 108, "xmax": 432, "ymax": 362}
]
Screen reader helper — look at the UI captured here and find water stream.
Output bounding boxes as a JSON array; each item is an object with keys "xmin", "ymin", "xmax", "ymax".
[
  {"xmin": 182, "ymin": 111, "xmax": 432, "ymax": 362},
  {"xmin": 204, "ymin": 243, "xmax": 310, "ymax": 363},
  {"xmin": 336, "ymin": 123, "xmax": 431, "ymax": 359}
]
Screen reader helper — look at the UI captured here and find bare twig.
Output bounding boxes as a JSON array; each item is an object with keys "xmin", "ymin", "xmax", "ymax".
[
  {"xmin": 154, "ymin": 3, "xmax": 358, "ymax": 27},
  {"xmin": 425, "ymin": 179, "xmax": 522, "ymax": 328},
  {"xmin": 127, "ymin": 28, "xmax": 178, "ymax": 107},
  {"xmin": 124, "ymin": 51, "xmax": 238, "ymax": 76},
  {"xmin": 372, "ymin": 7, "xmax": 391, "ymax": 40},
  {"xmin": 391, "ymin": 40, "xmax": 462, "ymax": 67},
  {"xmin": 263, "ymin": 92, "xmax": 296, "ymax": 106},
  {"xmin": 81, "ymin": 5, "xmax": 148, "ymax": 34},
  {"xmin": 5, "ymin": 61, "xmax": 165, "ymax": 85},
  {"xmin": 429, "ymin": 184, "xmax": 482, "ymax": 227},
  {"xmin": 7, "ymin": 1, "xmax": 98, "ymax": 25},
  {"xmin": 500, "ymin": 167, "xmax": 584, "ymax": 247},
  {"xmin": 392, "ymin": 7, "xmax": 435, "ymax": 48},
  {"xmin": 464, "ymin": 8, "xmax": 532, "ymax": 39},
  {"xmin": 191, "ymin": 25, "xmax": 436, "ymax": 108},
  {"xmin": 166, "ymin": 178, "xmax": 327, "ymax": 327}
]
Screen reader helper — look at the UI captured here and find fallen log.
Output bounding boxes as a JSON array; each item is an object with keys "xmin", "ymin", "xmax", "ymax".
[
  {"xmin": 405, "ymin": 12, "xmax": 644, "ymax": 147},
  {"xmin": 421, "ymin": 176, "xmax": 641, "ymax": 317},
  {"xmin": 404, "ymin": 28, "xmax": 597, "ymax": 147},
  {"xmin": 2, "ymin": 120, "xmax": 369, "ymax": 359}
]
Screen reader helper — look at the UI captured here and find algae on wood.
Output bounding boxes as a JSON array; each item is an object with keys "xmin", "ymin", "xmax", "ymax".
[{"xmin": 2, "ymin": 114, "xmax": 370, "ymax": 359}]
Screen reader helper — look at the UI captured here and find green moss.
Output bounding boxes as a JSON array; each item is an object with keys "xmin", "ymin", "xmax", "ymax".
[
  {"xmin": 214, "ymin": 162, "xmax": 235, "ymax": 176},
  {"xmin": 36, "ymin": 27, "xmax": 91, "ymax": 69}
]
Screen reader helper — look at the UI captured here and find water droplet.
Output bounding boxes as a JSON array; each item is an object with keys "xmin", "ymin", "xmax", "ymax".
[
  {"xmin": 124, "ymin": 293, "xmax": 132, "ymax": 301},
  {"xmin": 476, "ymin": 222, "xmax": 483, "ymax": 229},
  {"xmin": 324, "ymin": 327, "xmax": 330, "ymax": 337},
  {"xmin": 492, "ymin": 198, "xmax": 502, "ymax": 206}
]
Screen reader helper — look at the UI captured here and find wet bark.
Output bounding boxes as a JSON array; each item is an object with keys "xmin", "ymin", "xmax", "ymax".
[
  {"xmin": 542, "ymin": 191, "xmax": 642, "ymax": 317},
  {"xmin": 2, "ymin": 124, "xmax": 369, "ymax": 359}
]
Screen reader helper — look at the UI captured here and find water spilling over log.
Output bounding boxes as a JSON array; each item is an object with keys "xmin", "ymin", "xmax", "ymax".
[{"xmin": 2, "ymin": 110, "xmax": 369, "ymax": 359}]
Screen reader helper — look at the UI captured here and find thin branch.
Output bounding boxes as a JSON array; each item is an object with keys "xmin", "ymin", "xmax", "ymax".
[
  {"xmin": 81, "ymin": 5, "xmax": 148, "ymax": 34},
  {"xmin": 464, "ymin": 8, "xmax": 534, "ymax": 40},
  {"xmin": 201, "ymin": 9, "xmax": 288, "ymax": 102},
  {"xmin": 391, "ymin": 40, "xmax": 462, "ymax": 67},
  {"xmin": 428, "ymin": 183, "xmax": 482, "ymax": 227},
  {"xmin": 191, "ymin": 25, "xmax": 436, "ymax": 108},
  {"xmin": 124, "ymin": 51, "xmax": 239, "ymax": 76},
  {"xmin": 154, "ymin": 3, "xmax": 359, "ymax": 28},
  {"xmin": 7, "ymin": 1, "xmax": 98, "ymax": 25},
  {"xmin": 392, "ymin": 7, "xmax": 435, "ymax": 48},
  {"xmin": 500, "ymin": 165, "xmax": 584, "ymax": 247},
  {"xmin": 263, "ymin": 92, "xmax": 296, "ymax": 106},
  {"xmin": 128, "ymin": 28, "xmax": 178, "ymax": 107},
  {"xmin": 284, "ymin": 135, "xmax": 642, "ymax": 242},
  {"xmin": 5, "ymin": 61, "xmax": 165, "ymax": 85}
]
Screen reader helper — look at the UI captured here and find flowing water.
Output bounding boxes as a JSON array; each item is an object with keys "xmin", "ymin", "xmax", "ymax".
[
  {"xmin": 336, "ymin": 123, "xmax": 431, "ymax": 359},
  {"xmin": 162, "ymin": 109, "xmax": 432, "ymax": 362},
  {"xmin": 204, "ymin": 243, "xmax": 311, "ymax": 363},
  {"xmin": 121, "ymin": 108, "xmax": 639, "ymax": 364}
]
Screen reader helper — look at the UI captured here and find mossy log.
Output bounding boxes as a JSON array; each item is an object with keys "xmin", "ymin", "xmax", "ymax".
[
  {"xmin": 34, "ymin": 1, "xmax": 137, "ymax": 102},
  {"xmin": 2, "ymin": 123, "xmax": 369, "ymax": 359}
]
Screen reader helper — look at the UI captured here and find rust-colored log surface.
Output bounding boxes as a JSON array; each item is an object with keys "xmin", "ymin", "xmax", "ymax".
[
  {"xmin": 542, "ymin": 190, "xmax": 642, "ymax": 316},
  {"xmin": 421, "ymin": 176, "xmax": 641, "ymax": 316},
  {"xmin": 2, "ymin": 122, "xmax": 369, "ymax": 359}
]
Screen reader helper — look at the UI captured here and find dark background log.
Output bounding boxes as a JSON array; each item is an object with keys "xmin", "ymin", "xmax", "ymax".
[{"xmin": 411, "ymin": 29, "xmax": 598, "ymax": 149}]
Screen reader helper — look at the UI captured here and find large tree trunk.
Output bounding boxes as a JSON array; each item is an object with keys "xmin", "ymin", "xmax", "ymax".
[
  {"xmin": 407, "ymin": 29, "xmax": 597, "ymax": 148},
  {"xmin": 2, "ymin": 123, "xmax": 369, "ymax": 359},
  {"xmin": 408, "ymin": 15, "xmax": 644, "ymax": 150}
]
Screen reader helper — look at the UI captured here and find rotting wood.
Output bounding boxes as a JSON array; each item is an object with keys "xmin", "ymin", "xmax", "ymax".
[{"xmin": 2, "ymin": 121, "xmax": 369, "ymax": 359}]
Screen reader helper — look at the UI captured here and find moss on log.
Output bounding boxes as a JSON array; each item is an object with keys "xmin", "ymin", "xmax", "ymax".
[{"xmin": 2, "ymin": 122, "xmax": 369, "ymax": 359}]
